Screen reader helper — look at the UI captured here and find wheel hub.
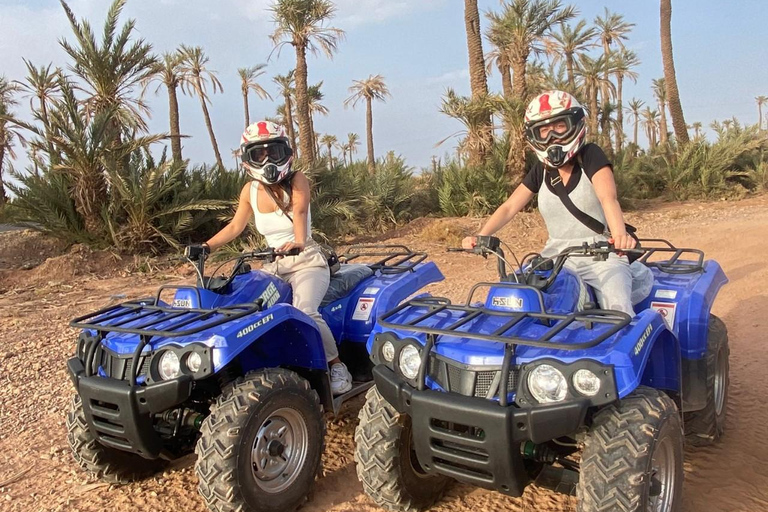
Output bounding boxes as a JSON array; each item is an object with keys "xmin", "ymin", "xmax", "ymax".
[
  {"xmin": 251, "ymin": 408, "xmax": 309, "ymax": 494},
  {"xmin": 648, "ymin": 435, "xmax": 676, "ymax": 512}
]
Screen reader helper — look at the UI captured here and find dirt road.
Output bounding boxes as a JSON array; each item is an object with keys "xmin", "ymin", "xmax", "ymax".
[{"xmin": 1, "ymin": 197, "xmax": 767, "ymax": 512}]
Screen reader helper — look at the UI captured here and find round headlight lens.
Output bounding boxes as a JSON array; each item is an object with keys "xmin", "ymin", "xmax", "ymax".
[
  {"xmin": 572, "ymin": 369, "xmax": 601, "ymax": 397},
  {"xmin": 398, "ymin": 345, "xmax": 421, "ymax": 380},
  {"xmin": 158, "ymin": 351, "xmax": 181, "ymax": 380},
  {"xmin": 528, "ymin": 364, "xmax": 568, "ymax": 403},
  {"xmin": 381, "ymin": 341, "xmax": 395, "ymax": 362},
  {"xmin": 186, "ymin": 352, "xmax": 203, "ymax": 373}
]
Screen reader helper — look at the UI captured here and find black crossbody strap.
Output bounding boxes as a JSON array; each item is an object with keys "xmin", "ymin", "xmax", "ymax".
[
  {"xmin": 262, "ymin": 183, "xmax": 294, "ymax": 223},
  {"xmin": 547, "ymin": 156, "xmax": 637, "ymax": 236}
]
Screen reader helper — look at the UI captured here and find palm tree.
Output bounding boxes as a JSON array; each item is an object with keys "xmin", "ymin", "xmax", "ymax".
[
  {"xmin": 486, "ymin": 0, "xmax": 576, "ymax": 177},
  {"xmin": 545, "ymin": 19, "xmax": 596, "ymax": 91},
  {"xmin": 641, "ymin": 107, "xmax": 660, "ymax": 148},
  {"xmin": 439, "ymin": 90, "xmax": 502, "ymax": 166},
  {"xmin": 576, "ymin": 54, "xmax": 615, "ymax": 140},
  {"xmin": 756, "ymin": 95, "xmax": 768, "ymax": 130},
  {"xmin": 142, "ymin": 51, "xmax": 185, "ymax": 162},
  {"xmin": 346, "ymin": 132, "xmax": 360, "ymax": 161},
  {"xmin": 178, "ymin": 45, "xmax": 224, "ymax": 169},
  {"xmin": 611, "ymin": 49, "xmax": 640, "ymax": 151},
  {"xmin": 14, "ymin": 60, "xmax": 62, "ymax": 164},
  {"xmin": 307, "ymin": 81, "xmax": 329, "ymax": 158},
  {"xmin": 691, "ymin": 121, "xmax": 702, "ymax": 138},
  {"xmin": 485, "ymin": 20, "xmax": 513, "ymax": 99},
  {"xmin": 59, "ymin": 0, "xmax": 156, "ymax": 132},
  {"xmin": 464, "ymin": 0, "xmax": 493, "ymax": 163},
  {"xmin": 594, "ymin": 7, "xmax": 633, "ymax": 148},
  {"xmin": 625, "ymin": 97, "xmax": 645, "ymax": 151},
  {"xmin": 660, "ymin": 0, "xmax": 689, "ymax": 145},
  {"xmin": 319, "ymin": 133, "xmax": 337, "ymax": 167},
  {"xmin": 0, "ymin": 77, "xmax": 24, "ymax": 206},
  {"xmin": 273, "ymin": 71, "xmax": 297, "ymax": 150},
  {"xmin": 344, "ymin": 75, "xmax": 391, "ymax": 175},
  {"xmin": 652, "ymin": 78, "xmax": 669, "ymax": 146},
  {"xmin": 238, "ymin": 65, "xmax": 272, "ymax": 128},
  {"xmin": 270, "ymin": 0, "xmax": 344, "ymax": 167}
]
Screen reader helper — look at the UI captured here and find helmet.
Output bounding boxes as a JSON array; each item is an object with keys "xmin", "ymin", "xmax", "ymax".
[
  {"xmin": 524, "ymin": 90, "xmax": 587, "ymax": 168},
  {"xmin": 240, "ymin": 121, "xmax": 294, "ymax": 184}
]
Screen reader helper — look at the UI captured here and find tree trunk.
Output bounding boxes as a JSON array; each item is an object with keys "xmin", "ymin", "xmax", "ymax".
[
  {"xmin": 600, "ymin": 41, "xmax": 611, "ymax": 149},
  {"xmin": 0, "ymin": 144, "xmax": 6, "ymax": 206},
  {"xmin": 197, "ymin": 78, "xmax": 224, "ymax": 169},
  {"xmin": 242, "ymin": 89, "xmax": 250, "ymax": 129},
  {"xmin": 505, "ymin": 55, "xmax": 528, "ymax": 178},
  {"xmin": 167, "ymin": 84, "xmax": 183, "ymax": 162},
  {"xmin": 566, "ymin": 55, "xmax": 575, "ymax": 93},
  {"xmin": 464, "ymin": 0, "xmax": 491, "ymax": 164},
  {"xmin": 660, "ymin": 0, "xmax": 690, "ymax": 145},
  {"xmin": 616, "ymin": 75, "xmax": 624, "ymax": 151},
  {"xmin": 633, "ymin": 119, "xmax": 639, "ymax": 155},
  {"xmin": 589, "ymin": 85, "xmax": 599, "ymax": 143},
  {"xmin": 294, "ymin": 44, "xmax": 314, "ymax": 167},
  {"xmin": 499, "ymin": 57, "xmax": 513, "ymax": 99},
  {"xmin": 310, "ymin": 115, "xmax": 319, "ymax": 160},
  {"xmin": 366, "ymin": 97, "xmax": 375, "ymax": 175},
  {"xmin": 758, "ymin": 103, "xmax": 763, "ymax": 130},
  {"xmin": 74, "ymin": 168, "xmax": 108, "ymax": 235},
  {"xmin": 284, "ymin": 93, "xmax": 297, "ymax": 150},
  {"xmin": 658, "ymin": 99, "xmax": 669, "ymax": 146}
]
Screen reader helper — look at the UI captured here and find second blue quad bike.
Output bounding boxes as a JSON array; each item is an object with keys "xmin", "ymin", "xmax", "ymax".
[
  {"xmin": 64, "ymin": 245, "xmax": 443, "ymax": 512},
  {"xmin": 355, "ymin": 236, "xmax": 729, "ymax": 512}
]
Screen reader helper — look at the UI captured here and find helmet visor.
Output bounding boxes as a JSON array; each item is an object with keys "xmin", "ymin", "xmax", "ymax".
[
  {"xmin": 525, "ymin": 108, "xmax": 585, "ymax": 149},
  {"xmin": 242, "ymin": 141, "xmax": 292, "ymax": 167}
]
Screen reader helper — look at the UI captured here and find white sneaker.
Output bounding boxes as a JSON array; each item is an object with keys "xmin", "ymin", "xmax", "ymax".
[{"xmin": 330, "ymin": 362, "xmax": 353, "ymax": 395}]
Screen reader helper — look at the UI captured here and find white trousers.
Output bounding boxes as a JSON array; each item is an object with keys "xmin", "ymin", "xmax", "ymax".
[{"xmin": 263, "ymin": 242, "xmax": 338, "ymax": 362}]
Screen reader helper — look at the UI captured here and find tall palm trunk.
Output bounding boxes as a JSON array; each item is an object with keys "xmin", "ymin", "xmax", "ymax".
[
  {"xmin": 759, "ymin": 103, "xmax": 764, "ymax": 130},
  {"xmin": 242, "ymin": 89, "xmax": 250, "ymax": 128},
  {"xmin": 168, "ymin": 84, "xmax": 183, "ymax": 162},
  {"xmin": 464, "ymin": 0, "xmax": 491, "ymax": 164},
  {"xmin": 365, "ymin": 97, "xmax": 375, "ymax": 175},
  {"xmin": 588, "ymin": 86, "xmax": 600, "ymax": 142},
  {"xmin": 633, "ymin": 118, "xmax": 639, "ymax": 152},
  {"xmin": 196, "ymin": 77, "xmax": 224, "ymax": 169},
  {"xmin": 506, "ymin": 54, "xmax": 528, "ymax": 179},
  {"xmin": 294, "ymin": 44, "xmax": 314, "ymax": 166},
  {"xmin": 660, "ymin": 0, "xmax": 689, "ymax": 145},
  {"xmin": 0, "ymin": 144, "xmax": 7, "ymax": 206},
  {"xmin": 499, "ymin": 57, "xmax": 512, "ymax": 99},
  {"xmin": 75, "ymin": 169, "xmax": 108, "ymax": 235},
  {"xmin": 566, "ymin": 55, "xmax": 576, "ymax": 92},
  {"xmin": 283, "ymin": 93, "xmax": 297, "ymax": 150},
  {"xmin": 600, "ymin": 40, "xmax": 611, "ymax": 149},
  {"xmin": 658, "ymin": 99, "xmax": 669, "ymax": 146},
  {"xmin": 615, "ymin": 75, "xmax": 624, "ymax": 151},
  {"xmin": 309, "ymin": 115, "xmax": 318, "ymax": 159}
]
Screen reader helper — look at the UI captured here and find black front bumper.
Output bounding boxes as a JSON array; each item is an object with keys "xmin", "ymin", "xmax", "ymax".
[
  {"xmin": 68, "ymin": 357, "xmax": 193, "ymax": 459},
  {"xmin": 373, "ymin": 365, "xmax": 589, "ymax": 496}
]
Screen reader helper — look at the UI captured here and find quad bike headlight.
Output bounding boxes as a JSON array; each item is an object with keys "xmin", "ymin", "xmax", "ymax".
[
  {"xmin": 185, "ymin": 351, "xmax": 203, "ymax": 373},
  {"xmin": 528, "ymin": 364, "xmax": 568, "ymax": 403},
  {"xmin": 381, "ymin": 341, "xmax": 395, "ymax": 362},
  {"xmin": 158, "ymin": 351, "xmax": 181, "ymax": 380},
  {"xmin": 398, "ymin": 345, "xmax": 421, "ymax": 380},
  {"xmin": 572, "ymin": 369, "xmax": 601, "ymax": 397}
]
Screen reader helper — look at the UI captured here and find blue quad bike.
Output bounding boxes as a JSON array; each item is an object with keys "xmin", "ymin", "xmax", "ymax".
[
  {"xmin": 65, "ymin": 244, "xmax": 443, "ymax": 512},
  {"xmin": 355, "ymin": 236, "xmax": 729, "ymax": 512}
]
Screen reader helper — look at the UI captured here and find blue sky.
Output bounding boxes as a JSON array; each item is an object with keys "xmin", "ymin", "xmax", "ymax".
[{"xmin": 1, "ymin": 0, "xmax": 767, "ymax": 172}]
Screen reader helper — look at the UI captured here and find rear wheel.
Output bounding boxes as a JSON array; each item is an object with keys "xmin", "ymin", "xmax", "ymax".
[
  {"xmin": 578, "ymin": 387, "xmax": 683, "ymax": 512},
  {"xmin": 66, "ymin": 395, "xmax": 167, "ymax": 484},
  {"xmin": 354, "ymin": 387, "xmax": 449, "ymax": 512},
  {"xmin": 684, "ymin": 314, "xmax": 729, "ymax": 446}
]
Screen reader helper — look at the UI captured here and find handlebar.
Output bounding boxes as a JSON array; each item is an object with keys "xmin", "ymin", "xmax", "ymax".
[{"xmin": 181, "ymin": 246, "xmax": 304, "ymax": 289}]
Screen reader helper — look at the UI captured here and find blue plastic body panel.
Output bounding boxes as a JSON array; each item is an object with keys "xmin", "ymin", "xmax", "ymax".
[{"xmin": 368, "ymin": 258, "xmax": 727, "ymax": 400}]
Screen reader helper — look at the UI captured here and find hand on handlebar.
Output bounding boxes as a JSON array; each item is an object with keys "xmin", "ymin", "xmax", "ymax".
[
  {"xmin": 610, "ymin": 234, "xmax": 637, "ymax": 252},
  {"xmin": 461, "ymin": 236, "xmax": 477, "ymax": 250},
  {"xmin": 275, "ymin": 241, "xmax": 304, "ymax": 259}
]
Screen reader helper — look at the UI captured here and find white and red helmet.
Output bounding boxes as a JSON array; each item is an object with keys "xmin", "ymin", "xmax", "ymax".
[
  {"xmin": 524, "ymin": 90, "xmax": 587, "ymax": 168},
  {"xmin": 240, "ymin": 120, "xmax": 294, "ymax": 184}
]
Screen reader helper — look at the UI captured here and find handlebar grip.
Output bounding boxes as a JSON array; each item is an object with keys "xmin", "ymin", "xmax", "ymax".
[
  {"xmin": 283, "ymin": 247, "xmax": 302, "ymax": 256},
  {"xmin": 446, "ymin": 248, "xmax": 468, "ymax": 252}
]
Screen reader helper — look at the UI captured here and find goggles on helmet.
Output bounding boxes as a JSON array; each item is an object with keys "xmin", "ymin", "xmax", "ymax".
[
  {"xmin": 241, "ymin": 141, "xmax": 293, "ymax": 168},
  {"xmin": 525, "ymin": 108, "xmax": 585, "ymax": 151}
]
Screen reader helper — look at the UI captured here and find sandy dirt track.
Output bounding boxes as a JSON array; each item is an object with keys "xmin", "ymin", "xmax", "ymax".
[{"xmin": 1, "ymin": 196, "xmax": 767, "ymax": 512}]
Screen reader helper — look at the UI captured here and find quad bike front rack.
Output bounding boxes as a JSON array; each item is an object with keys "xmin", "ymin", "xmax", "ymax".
[
  {"xmin": 377, "ymin": 282, "xmax": 632, "ymax": 406},
  {"xmin": 340, "ymin": 244, "xmax": 428, "ymax": 274},
  {"xmin": 71, "ymin": 298, "xmax": 264, "ymax": 386}
]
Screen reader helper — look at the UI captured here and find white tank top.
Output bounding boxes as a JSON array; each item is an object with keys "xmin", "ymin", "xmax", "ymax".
[{"xmin": 250, "ymin": 181, "xmax": 312, "ymax": 248}]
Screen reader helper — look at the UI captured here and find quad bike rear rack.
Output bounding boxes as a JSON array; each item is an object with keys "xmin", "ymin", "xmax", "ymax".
[
  {"xmin": 71, "ymin": 297, "xmax": 264, "ymax": 385},
  {"xmin": 340, "ymin": 244, "xmax": 427, "ymax": 274},
  {"xmin": 377, "ymin": 282, "xmax": 631, "ymax": 406},
  {"xmin": 636, "ymin": 239, "xmax": 704, "ymax": 274}
]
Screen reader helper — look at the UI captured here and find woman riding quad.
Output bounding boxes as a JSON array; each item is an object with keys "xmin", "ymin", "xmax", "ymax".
[
  {"xmin": 463, "ymin": 90, "xmax": 651, "ymax": 315},
  {"xmin": 189, "ymin": 120, "xmax": 353, "ymax": 394}
]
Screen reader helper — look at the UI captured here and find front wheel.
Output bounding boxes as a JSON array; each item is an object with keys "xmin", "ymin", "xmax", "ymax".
[
  {"xmin": 578, "ymin": 387, "xmax": 683, "ymax": 512},
  {"xmin": 354, "ymin": 387, "xmax": 449, "ymax": 512},
  {"xmin": 195, "ymin": 369, "xmax": 325, "ymax": 512}
]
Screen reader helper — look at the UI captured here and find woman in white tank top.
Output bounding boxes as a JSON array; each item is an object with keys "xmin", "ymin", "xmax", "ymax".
[{"xmin": 193, "ymin": 121, "xmax": 352, "ymax": 395}]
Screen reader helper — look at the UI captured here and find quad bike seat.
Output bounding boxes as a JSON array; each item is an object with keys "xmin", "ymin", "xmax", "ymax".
[{"xmin": 321, "ymin": 264, "xmax": 374, "ymax": 307}]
